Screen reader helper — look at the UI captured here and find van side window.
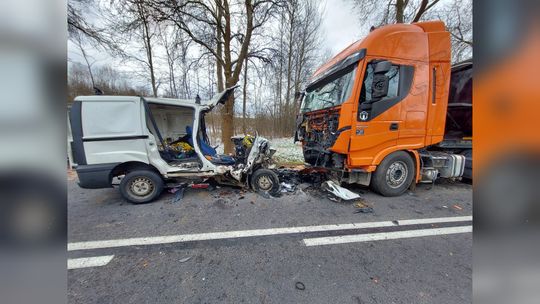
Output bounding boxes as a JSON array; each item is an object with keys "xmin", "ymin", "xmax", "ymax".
[{"xmin": 358, "ymin": 60, "xmax": 414, "ymax": 121}]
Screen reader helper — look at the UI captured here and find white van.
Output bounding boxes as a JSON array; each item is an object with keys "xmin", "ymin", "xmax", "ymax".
[{"xmin": 69, "ymin": 87, "xmax": 280, "ymax": 203}]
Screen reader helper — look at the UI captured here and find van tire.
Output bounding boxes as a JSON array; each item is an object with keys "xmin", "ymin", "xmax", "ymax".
[
  {"xmin": 120, "ymin": 170, "xmax": 164, "ymax": 204},
  {"xmin": 371, "ymin": 151, "xmax": 415, "ymax": 197},
  {"xmin": 250, "ymin": 169, "xmax": 280, "ymax": 196}
]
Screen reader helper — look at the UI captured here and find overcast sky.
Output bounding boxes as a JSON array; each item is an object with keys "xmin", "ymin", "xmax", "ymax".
[
  {"xmin": 320, "ymin": 0, "xmax": 366, "ymax": 56},
  {"xmin": 69, "ymin": 0, "xmax": 367, "ymax": 63}
]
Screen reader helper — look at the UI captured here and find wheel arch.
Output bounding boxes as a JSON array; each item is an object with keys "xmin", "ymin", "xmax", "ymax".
[
  {"xmin": 405, "ymin": 149, "xmax": 421, "ymax": 183},
  {"xmin": 373, "ymin": 148, "xmax": 420, "ymax": 182},
  {"xmin": 110, "ymin": 161, "xmax": 161, "ymax": 181}
]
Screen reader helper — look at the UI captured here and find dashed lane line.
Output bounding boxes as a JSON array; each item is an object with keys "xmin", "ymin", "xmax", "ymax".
[
  {"xmin": 303, "ymin": 225, "xmax": 473, "ymax": 246},
  {"xmin": 68, "ymin": 216, "xmax": 472, "ymax": 251},
  {"xmin": 68, "ymin": 255, "xmax": 115, "ymax": 270}
]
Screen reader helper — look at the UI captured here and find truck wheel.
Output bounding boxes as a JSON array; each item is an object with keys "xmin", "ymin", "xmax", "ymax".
[
  {"xmin": 371, "ymin": 151, "xmax": 415, "ymax": 197},
  {"xmin": 119, "ymin": 170, "xmax": 164, "ymax": 204},
  {"xmin": 250, "ymin": 169, "xmax": 280, "ymax": 196}
]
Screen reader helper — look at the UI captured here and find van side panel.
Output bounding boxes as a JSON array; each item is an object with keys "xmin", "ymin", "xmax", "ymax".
[{"xmin": 81, "ymin": 98, "xmax": 150, "ymax": 165}]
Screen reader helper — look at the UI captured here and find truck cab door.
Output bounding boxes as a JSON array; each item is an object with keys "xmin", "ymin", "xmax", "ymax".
[{"xmin": 349, "ymin": 60, "xmax": 414, "ymax": 167}]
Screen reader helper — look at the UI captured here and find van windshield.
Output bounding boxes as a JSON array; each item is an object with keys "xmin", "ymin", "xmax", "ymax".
[{"xmin": 301, "ymin": 66, "xmax": 357, "ymax": 113}]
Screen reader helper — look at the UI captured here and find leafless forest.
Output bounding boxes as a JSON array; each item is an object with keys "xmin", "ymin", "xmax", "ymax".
[{"xmin": 68, "ymin": 0, "xmax": 472, "ymax": 153}]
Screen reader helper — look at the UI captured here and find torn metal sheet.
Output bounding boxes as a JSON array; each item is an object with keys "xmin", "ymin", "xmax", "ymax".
[{"xmin": 322, "ymin": 180, "xmax": 361, "ymax": 201}]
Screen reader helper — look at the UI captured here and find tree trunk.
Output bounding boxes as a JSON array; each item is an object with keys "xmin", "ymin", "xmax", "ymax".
[
  {"xmin": 242, "ymin": 55, "xmax": 248, "ymax": 135},
  {"xmin": 395, "ymin": 0, "xmax": 405, "ymax": 23},
  {"xmin": 135, "ymin": 0, "xmax": 157, "ymax": 97},
  {"xmin": 285, "ymin": 3, "xmax": 295, "ymax": 134},
  {"xmin": 220, "ymin": 0, "xmax": 254, "ymax": 154},
  {"xmin": 220, "ymin": 0, "xmax": 234, "ymax": 154},
  {"xmin": 221, "ymin": 92, "xmax": 235, "ymax": 154},
  {"xmin": 216, "ymin": 1, "xmax": 225, "ymax": 92},
  {"xmin": 80, "ymin": 43, "xmax": 95, "ymax": 88},
  {"xmin": 413, "ymin": 0, "xmax": 440, "ymax": 23}
]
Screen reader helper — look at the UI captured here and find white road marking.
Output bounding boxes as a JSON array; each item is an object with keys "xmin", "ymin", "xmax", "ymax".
[
  {"xmin": 67, "ymin": 255, "xmax": 115, "ymax": 270},
  {"xmin": 68, "ymin": 216, "xmax": 471, "ymax": 251},
  {"xmin": 303, "ymin": 225, "xmax": 472, "ymax": 247}
]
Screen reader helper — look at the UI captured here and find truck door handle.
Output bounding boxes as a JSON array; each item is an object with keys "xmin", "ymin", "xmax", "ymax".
[{"xmin": 389, "ymin": 123, "xmax": 399, "ymax": 131}]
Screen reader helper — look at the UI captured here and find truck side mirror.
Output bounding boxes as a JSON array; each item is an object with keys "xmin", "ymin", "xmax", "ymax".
[{"xmin": 372, "ymin": 61, "xmax": 391, "ymax": 99}]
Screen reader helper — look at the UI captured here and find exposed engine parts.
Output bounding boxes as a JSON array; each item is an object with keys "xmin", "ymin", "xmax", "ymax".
[{"xmin": 297, "ymin": 110, "xmax": 346, "ymax": 168}]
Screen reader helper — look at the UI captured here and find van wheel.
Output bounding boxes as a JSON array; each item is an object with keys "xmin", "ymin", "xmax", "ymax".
[
  {"xmin": 250, "ymin": 169, "xmax": 280, "ymax": 196},
  {"xmin": 120, "ymin": 170, "xmax": 164, "ymax": 204},
  {"xmin": 371, "ymin": 151, "xmax": 415, "ymax": 197}
]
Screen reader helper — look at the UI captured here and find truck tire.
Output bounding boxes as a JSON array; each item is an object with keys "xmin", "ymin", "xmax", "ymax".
[
  {"xmin": 250, "ymin": 168, "xmax": 280, "ymax": 196},
  {"xmin": 119, "ymin": 170, "xmax": 164, "ymax": 204},
  {"xmin": 371, "ymin": 151, "xmax": 415, "ymax": 197}
]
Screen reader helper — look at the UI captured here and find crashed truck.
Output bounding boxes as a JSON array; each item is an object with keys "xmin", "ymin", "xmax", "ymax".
[
  {"xmin": 296, "ymin": 21, "xmax": 472, "ymax": 197},
  {"xmin": 69, "ymin": 86, "xmax": 281, "ymax": 204}
]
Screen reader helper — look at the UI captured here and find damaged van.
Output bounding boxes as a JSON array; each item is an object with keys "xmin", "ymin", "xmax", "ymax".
[{"xmin": 69, "ymin": 86, "xmax": 280, "ymax": 203}]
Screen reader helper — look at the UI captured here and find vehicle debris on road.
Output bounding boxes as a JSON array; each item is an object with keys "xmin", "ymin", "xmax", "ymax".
[
  {"xmin": 452, "ymin": 204, "xmax": 463, "ymax": 211},
  {"xmin": 179, "ymin": 257, "xmax": 192, "ymax": 263},
  {"xmin": 353, "ymin": 201, "xmax": 374, "ymax": 213},
  {"xmin": 321, "ymin": 180, "xmax": 361, "ymax": 201},
  {"xmin": 168, "ymin": 182, "xmax": 211, "ymax": 203}
]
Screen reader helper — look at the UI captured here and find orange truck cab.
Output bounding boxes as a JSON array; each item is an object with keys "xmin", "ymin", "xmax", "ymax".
[{"xmin": 295, "ymin": 21, "xmax": 472, "ymax": 196}]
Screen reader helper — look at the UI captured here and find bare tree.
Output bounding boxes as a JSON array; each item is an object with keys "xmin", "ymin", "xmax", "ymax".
[
  {"xmin": 242, "ymin": 55, "xmax": 249, "ymax": 135},
  {"xmin": 349, "ymin": 0, "xmax": 472, "ymax": 62},
  {"xmin": 152, "ymin": 0, "xmax": 282, "ymax": 153},
  {"xmin": 157, "ymin": 22, "xmax": 193, "ymax": 98},
  {"xmin": 68, "ymin": 62, "xmax": 150, "ymax": 101},
  {"xmin": 69, "ymin": 0, "xmax": 105, "ymax": 44},
  {"xmin": 103, "ymin": 0, "xmax": 161, "ymax": 97},
  {"xmin": 68, "ymin": 0, "xmax": 327, "ymax": 139},
  {"xmin": 436, "ymin": 0, "xmax": 472, "ymax": 62},
  {"xmin": 70, "ymin": 30, "xmax": 97, "ymax": 88},
  {"xmin": 350, "ymin": 0, "xmax": 441, "ymax": 25},
  {"xmin": 263, "ymin": 0, "xmax": 324, "ymax": 136}
]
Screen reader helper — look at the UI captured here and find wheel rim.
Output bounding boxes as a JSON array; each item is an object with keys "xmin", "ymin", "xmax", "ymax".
[
  {"xmin": 257, "ymin": 175, "xmax": 273, "ymax": 191},
  {"xmin": 129, "ymin": 177, "xmax": 154, "ymax": 197},
  {"xmin": 386, "ymin": 161, "xmax": 408, "ymax": 189}
]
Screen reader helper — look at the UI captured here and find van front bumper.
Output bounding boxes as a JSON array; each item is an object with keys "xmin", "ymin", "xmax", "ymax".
[{"xmin": 75, "ymin": 163, "xmax": 120, "ymax": 189}]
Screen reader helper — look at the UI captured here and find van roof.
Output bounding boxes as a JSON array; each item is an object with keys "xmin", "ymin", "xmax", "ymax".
[{"xmin": 74, "ymin": 95, "xmax": 203, "ymax": 108}]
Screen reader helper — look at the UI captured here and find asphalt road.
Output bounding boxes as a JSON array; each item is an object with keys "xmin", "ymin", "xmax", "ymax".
[{"xmin": 68, "ymin": 177, "xmax": 472, "ymax": 304}]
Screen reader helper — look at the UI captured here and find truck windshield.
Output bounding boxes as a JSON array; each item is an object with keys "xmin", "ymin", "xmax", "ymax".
[{"xmin": 301, "ymin": 66, "xmax": 357, "ymax": 113}]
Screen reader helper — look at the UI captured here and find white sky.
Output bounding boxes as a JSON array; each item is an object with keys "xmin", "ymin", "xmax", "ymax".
[
  {"xmin": 69, "ymin": 0, "xmax": 367, "ymax": 63},
  {"xmin": 320, "ymin": 0, "xmax": 367, "ymax": 56},
  {"xmin": 67, "ymin": 0, "xmax": 371, "ymax": 95}
]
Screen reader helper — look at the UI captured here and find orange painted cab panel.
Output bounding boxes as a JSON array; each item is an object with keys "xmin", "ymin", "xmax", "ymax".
[{"xmin": 305, "ymin": 21, "xmax": 451, "ymax": 169}]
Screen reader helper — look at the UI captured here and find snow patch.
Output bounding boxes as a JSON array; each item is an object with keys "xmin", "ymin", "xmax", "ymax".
[{"xmin": 211, "ymin": 136, "xmax": 304, "ymax": 164}]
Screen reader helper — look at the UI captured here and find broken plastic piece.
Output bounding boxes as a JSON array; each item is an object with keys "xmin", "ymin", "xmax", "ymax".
[{"xmin": 322, "ymin": 180, "xmax": 361, "ymax": 201}]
